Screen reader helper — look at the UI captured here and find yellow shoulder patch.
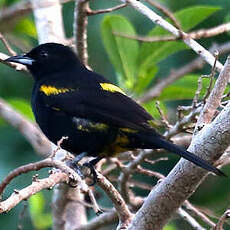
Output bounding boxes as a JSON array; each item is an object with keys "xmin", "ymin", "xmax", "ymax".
[
  {"xmin": 100, "ymin": 83, "xmax": 126, "ymax": 95},
  {"xmin": 40, "ymin": 85, "xmax": 74, "ymax": 96}
]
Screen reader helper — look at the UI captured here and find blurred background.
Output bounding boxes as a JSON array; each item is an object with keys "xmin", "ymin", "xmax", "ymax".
[{"xmin": 0, "ymin": 0, "xmax": 230, "ymax": 229}]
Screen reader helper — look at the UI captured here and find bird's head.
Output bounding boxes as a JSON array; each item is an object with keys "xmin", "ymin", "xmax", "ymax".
[{"xmin": 5, "ymin": 43, "xmax": 83, "ymax": 80}]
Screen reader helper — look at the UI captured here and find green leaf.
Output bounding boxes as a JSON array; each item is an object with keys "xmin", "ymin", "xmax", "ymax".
[
  {"xmin": 7, "ymin": 98, "xmax": 34, "ymax": 121},
  {"xmin": 29, "ymin": 192, "xmax": 52, "ymax": 229},
  {"xmin": 14, "ymin": 18, "xmax": 37, "ymax": 39},
  {"xmin": 139, "ymin": 41, "xmax": 187, "ymax": 77},
  {"xmin": 163, "ymin": 223, "xmax": 177, "ymax": 230},
  {"xmin": 158, "ymin": 74, "xmax": 218, "ymax": 101},
  {"xmin": 142, "ymin": 100, "xmax": 167, "ymax": 119},
  {"xmin": 29, "ymin": 192, "xmax": 45, "ymax": 217},
  {"xmin": 177, "ymin": 6, "xmax": 221, "ymax": 32},
  {"xmin": 101, "ymin": 15, "xmax": 139, "ymax": 90},
  {"xmin": 139, "ymin": 6, "xmax": 220, "ymax": 66},
  {"xmin": 0, "ymin": 118, "xmax": 5, "ymax": 126},
  {"xmin": 34, "ymin": 214, "xmax": 52, "ymax": 229},
  {"xmin": 0, "ymin": 0, "xmax": 5, "ymax": 7},
  {"xmin": 134, "ymin": 65, "xmax": 158, "ymax": 95}
]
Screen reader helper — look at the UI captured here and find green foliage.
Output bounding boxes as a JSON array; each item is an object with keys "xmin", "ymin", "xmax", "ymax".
[
  {"xmin": 0, "ymin": 0, "xmax": 5, "ymax": 7},
  {"xmin": 163, "ymin": 224, "xmax": 177, "ymax": 230},
  {"xmin": 29, "ymin": 192, "xmax": 52, "ymax": 229},
  {"xmin": 7, "ymin": 98, "xmax": 34, "ymax": 120},
  {"xmin": 158, "ymin": 74, "xmax": 230, "ymax": 101},
  {"xmin": 101, "ymin": 15, "xmax": 139, "ymax": 90},
  {"xmin": 134, "ymin": 65, "xmax": 158, "ymax": 95},
  {"xmin": 14, "ymin": 18, "xmax": 37, "ymax": 39},
  {"xmin": 101, "ymin": 6, "xmax": 220, "ymax": 99},
  {"xmin": 158, "ymin": 74, "xmax": 210, "ymax": 101},
  {"xmin": 175, "ymin": 6, "xmax": 221, "ymax": 32},
  {"xmin": 0, "ymin": 98, "xmax": 33, "ymax": 127},
  {"xmin": 139, "ymin": 6, "xmax": 220, "ymax": 77},
  {"xmin": 142, "ymin": 100, "xmax": 167, "ymax": 120}
]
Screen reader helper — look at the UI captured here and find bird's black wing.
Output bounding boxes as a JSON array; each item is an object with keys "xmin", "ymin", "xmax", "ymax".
[{"xmin": 38, "ymin": 80, "xmax": 155, "ymax": 132}]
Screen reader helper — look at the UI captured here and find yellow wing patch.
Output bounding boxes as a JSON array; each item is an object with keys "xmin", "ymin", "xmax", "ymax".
[
  {"xmin": 120, "ymin": 128, "xmax": 138, "ymax": 133},
  {"xmin": 40, "ymin": 85, "xmax": 74, "ymax": 96},
  {"xmin": 100, "ymin": 83, "xmax": 126, "ymax": 95}
]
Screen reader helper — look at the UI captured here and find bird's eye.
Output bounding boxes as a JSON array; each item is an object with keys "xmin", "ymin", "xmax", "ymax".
[{"xmin": 40, "ymin": 51, "xmax": 48, "ymax": 58}]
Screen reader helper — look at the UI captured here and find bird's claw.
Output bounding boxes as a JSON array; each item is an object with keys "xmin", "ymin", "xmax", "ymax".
[{"xmin": 82, "ymin": 162, "xmax": 98, "ymax": 186}]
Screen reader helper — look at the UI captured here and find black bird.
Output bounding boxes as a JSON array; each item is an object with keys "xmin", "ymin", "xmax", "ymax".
[{"xmin": 5, "ymin": 43, "xmax": 225, "ymax": 180}]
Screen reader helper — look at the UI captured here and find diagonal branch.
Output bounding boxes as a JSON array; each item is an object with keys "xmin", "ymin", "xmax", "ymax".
[
  {"xmin": 127, "ymin": 56, "xmax": 230, "ymax": 230},
  {"xmin": 0, "ymin": 98, "xmax": 51, "ymax": 156},
  {"xmin": 121, "ymin": 0, "xmax": 223, "ymax": 71},
  {"xmin": 115, "ymin": 22, "xmax": 230, "ymax": 43},
  {"xmin": 0, "ymin": 172, "xmax": 68, "ymax": 213},
  {"xmin": 195, "ymin": 56, "xmax": 230, "ymax": 134}
]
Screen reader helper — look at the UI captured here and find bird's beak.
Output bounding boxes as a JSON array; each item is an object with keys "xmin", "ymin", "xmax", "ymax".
[{"xmin": 4, "ymin": 55, "xmax": 35, "ymax": 66}]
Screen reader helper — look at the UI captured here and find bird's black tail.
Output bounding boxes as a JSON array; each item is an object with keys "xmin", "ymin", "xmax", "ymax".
[{"xmin": 144, "ymin": 134, "xmax": 225, "ymax": 177}]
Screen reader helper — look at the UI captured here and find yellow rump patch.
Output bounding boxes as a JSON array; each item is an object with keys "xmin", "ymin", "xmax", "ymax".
[
  {"xmin": 100, "ymin": 83, "xmax": 126, "ymax": 95},
  {"xmin": 40, "ymin": 85, "xmax": 73, "ymax": 96}
]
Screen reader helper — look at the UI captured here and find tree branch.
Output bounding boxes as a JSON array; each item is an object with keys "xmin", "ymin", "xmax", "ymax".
[
  {"xmin": 74, "ymin": 0, "xmax": 90, "ymax": 68},
  {"xmin": 31, "ymin": 0, "xmax": 66, "ymax": 44},
  {"xmin": 126, "ymin": 56, "xmax": 230, "ymax": 229},
  {"xmin": 87, "ymin": 3, "xmax": 127, "ymax": 15},
  {"xmin": 195, "ymin": 56, "xmax": 230, "ymax": 134},
  {"xmin": 121, "ymin": 0, "xmax": 223, "ymax": 71},
  {"xmin": 0, "ymin": 172, "xmax": 68, "ymax": 213},
  {"xmin": 0, "ymin": 98, "xmax": 51, "ymax": 156},
  {"xmin": 114, "ymin": 22, "xmax": 230, "ymax": 43},
  {"xmin": 97, "ymin": 172, "xmax": 133, "ymax": 229}
]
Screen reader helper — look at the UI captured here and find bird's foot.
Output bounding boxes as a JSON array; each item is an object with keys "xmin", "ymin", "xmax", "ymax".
[
  {"xmin": 67, "ymin": 152, "xmax": 87, "ymax": 187},
  {"xmin": 82, "ymin": 162, "xmax": 98, "ymax": 186},
  {"xmin": 68, "ymin": 153, "xmax": 102, "ymax": 186},
  {"xmin": 82, "ymin": 156, "xmax": 102, "ymax": 186}
]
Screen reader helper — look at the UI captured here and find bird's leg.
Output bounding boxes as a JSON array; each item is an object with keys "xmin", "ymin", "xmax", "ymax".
[
  {"xmin": 83, "ymin": 156, "xmax": 103, "ymax": 186},
  {"xmin": 68, "ymin": 152, "xmax": 88, "ymax": 179}
]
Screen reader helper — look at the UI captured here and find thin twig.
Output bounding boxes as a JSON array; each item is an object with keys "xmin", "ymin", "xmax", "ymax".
[
  {"xmin": 213, "ymin": 208, "xmax": 230, "ymax": 230},
  {"xmin": 50, "ymin": 136, "xmax": 68, "ymax": 158},
  {"xmin": 0, "ymin": 33, "xmax": 16, "ymax": 56},
  {"xmin": 78, "ymin": 210, "xmax": 118, "ymax": 230},
  {"xmin": 192, "ymin": 76, "xmax": 203, "ymax": 108},
  {"xmin": 87, "ymin": 3, "xmax": 127, "ymax": 15},
  {"xmin": 177, "ymin": 208, "xmax": 206, "ymax": 230},
  {"xmin": 184, "ymin": 200, "xmax": 216, "ymax": 227},
  {"xmin": 136, "ymin": 166, "xmax": 165, "ymax": 179},
  {"xmin": 88, "ymin": 189, "xmax": 102, "ymax": 215},
  {"xmin": 203, "ymin": 50, "xmax": 219, "ymax": 103},
  {"xmin": 114, "ymin": 22, "xmax": 230, "ymax": 43},
  {"xmin": 97, "ymin": 172, "xmax": 133, "ymax": 229},
  {"xmin": 155, "ymin": 101, "xmax": 172, "ymax": 129},
  {"xmin": 164, "ymin": 106, "xmax": 202, "ymax": 138},
  {"xmin": 0, "ymin": 158, "xmax": 88, "ymax": 196},
  {"xmin": 0, "ymin": 52, "xmax": 27, "ymax": 71},
  {"xmin": 0, "ymin": 172, "xmax": 68, "ymax": 213},
  {"xmin": 144, "ymin": 0, "xmax": 182, "ymax": 30}
]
